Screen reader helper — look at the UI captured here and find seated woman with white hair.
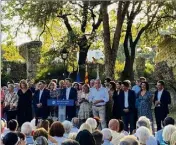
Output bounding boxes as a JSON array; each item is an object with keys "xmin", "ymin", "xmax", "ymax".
[
  {"xmin": 136, "ymin": 126, "xmax": 157, "ymax": 145},
  {"xmin": 137, "ymin": 116, "xmax": 152, "ymax": 131},
  {"xmin": 101, "ymin": 128, "xmax": 113, "ymax": 145},
  {"xmin": 62, "ymin": 120, "xmax": 73, "ymax": 138},
  {"xmin": 86, "ymin": 118, "xmax": 97, "ymax": 133},
  {"xmin": 162, "ymin": 125, "xmax": 176, "ymax": 145},
  {"xmin": 21, "ymin": 122, "xmax": 34, "ymax": 144},
  {"xmin": 79, "ymin": 123, "xmax": 92, "ymax": 133}
]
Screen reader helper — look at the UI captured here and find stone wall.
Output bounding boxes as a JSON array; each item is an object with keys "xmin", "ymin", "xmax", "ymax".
[{"xmin": 19, "ymin": 41, "xmax": 42, "ymax": 80}]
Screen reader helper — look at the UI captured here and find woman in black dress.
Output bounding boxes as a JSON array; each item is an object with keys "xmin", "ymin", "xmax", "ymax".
[
  {"xmin": 17, "ymin": 79, "xmax": 33, "ymax": 127},
  {"xmin": 112, "ymin": 81, "xmax": 122, "ymax": 119}
]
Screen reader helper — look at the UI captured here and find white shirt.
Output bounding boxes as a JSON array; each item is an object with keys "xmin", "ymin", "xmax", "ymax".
[
  {"xmin": 88, "ymin": 87, "xmax": 109, "ymax": 106},
  {"xmin": 124, "ymin": 91, "xmax": 129, "ymax": 108},
  {"xmin": 111, "ymin": 130, "xmax": 125, "ymax": 145},
  {"xmin": 39, "ymin": 89, "xmax": 44, "ymax": 102},
  {"xmin": 157, "ymin": 89, "xmax": 163, "ymax": 101},
  {"xmin": 53, "ymin": 136, "xmax": 66, "ymax": 145},
  {"xmin": 66, "ymin": 87, "xmax": 71, "ymax": 100}
]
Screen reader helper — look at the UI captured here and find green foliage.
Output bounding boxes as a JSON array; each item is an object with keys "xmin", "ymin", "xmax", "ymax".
[
  {"xmin": 144, "ymin": 61, "xmax": 154, "ymax": 78},
  {"xmin": 114, "ymin": 61, "xmax": 124, "ymax": 80}
]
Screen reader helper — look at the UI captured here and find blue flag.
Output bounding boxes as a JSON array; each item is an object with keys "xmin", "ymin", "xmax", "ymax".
[{"xmin": 76, "ymin": 72, "xmax": 81, "ymax": 82}]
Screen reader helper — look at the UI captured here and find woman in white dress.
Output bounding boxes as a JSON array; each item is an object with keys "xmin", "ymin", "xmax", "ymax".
[{"xmin": 78, "ymin": 84, "xmax": 91, "ymax": 123}]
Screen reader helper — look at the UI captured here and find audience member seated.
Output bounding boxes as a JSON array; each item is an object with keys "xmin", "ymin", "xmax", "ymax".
[
  {"xmin": 62, "ymin": 139, "xmax": 80, "ymax": 145},
  {"xmin": 49, "ymin": 121, "xmax": 66, "ymax": 144},
  {"xmin": 93, "ymin": 117, "xmax": 101, "ymax": 130},
  {"xmin": 101, "ymin": 128, "xmax": 113, "ymax": 145},
  {"xmin": 108, "ymin": 119, "xmax": 124, "ymax": 145},
  {"xmin": 92, "ymin": 130, "xmax": 103, "ymax": 145},
  {"xmin": 34, "ymin": 136, "xmax": 48, "ymax": 145},
  {"xmin": 118, "ymin": 120, "xmax": 129, "ymax": 136},
  {"xmin": 17, "ymin": 132, "xmax": 26, "ymax": 145},
  {"xmin": 2, "ymin": 119, "xmax": 18, "ymax": 137},
  {"xmin": 162, "ymin": 125, "xmax": 176, "ymax": 145},
  {"xmin": 76, "ymin": 130, "xmax": 96, "ymax": 145},
  {"xmin": 2, "ymin": 132, "xmax": 19, "ymax": 145},
  {"xmin": 136, "ymin": 126, "xmax": 152, "ymax": 145},
  {"xmin": 170, "ymin": 131, "xmax": 176, "ymax": 145},
  {"xmin": 78, "ymin": 123, "xmax": 92, "ymax": 133},
  {"xmin": 137, "ymin": 116, "xmax": 152, "ymax": 131},
  {"xmin": 40, "ymin": 120, "xmax": 50, "ymax": 132},
  {"xmin": 86, "ymin": 118, "xmax": 97, "ymax": 133},
  {"xmin": 119, "ymin": 135, "xmax": 140, "ymax": 145},
  {"xmin": 21, "ymin": 122, "xmax": 34, "ymax": 145},
  {"xmin": 71, "ymin": 117, "xmax": 79, "ymax": 133},
  {"xmin": 155, "ymin": 117, "xmax": 175, "ymax": 145},
  {"xmin": 63, "ymin": 120, "xmax": 73, "ymax": 138},
  {"xmin": 68, "ymin": 133, "xmax": 77, "ymax": 140}
]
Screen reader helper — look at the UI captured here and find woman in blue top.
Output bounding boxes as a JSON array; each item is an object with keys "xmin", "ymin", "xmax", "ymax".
[{"xmin": 137, "ymin": 82, "xmax": 153, "ymax": 121}]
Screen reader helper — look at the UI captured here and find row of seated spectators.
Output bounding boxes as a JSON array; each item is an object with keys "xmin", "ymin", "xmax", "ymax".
[{"xmin": 1, "ymin": 116, "xmax": 176, "ymax": 145}]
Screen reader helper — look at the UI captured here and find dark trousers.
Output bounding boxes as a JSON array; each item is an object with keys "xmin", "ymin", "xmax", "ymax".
[
  {"xmin": 6, "ymin": 110, "xmax": 17, "ymax": 124},
  {"xmin": 155, "ymin": 107, "xmax": 167, "ymax": 131},
  {"xmin": 122, "ymin": 112, "xmax": 135, "ymax": 134}
]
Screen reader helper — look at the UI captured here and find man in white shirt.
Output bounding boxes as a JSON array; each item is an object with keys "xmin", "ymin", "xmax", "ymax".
[
  {"xmin": 89, "ymin": 79, "xmax": 109, "ymax": 129},
  {"xmin": 154, "ymin": 80, "xmax": 171, "ymax": 130},
  {"xmin": 108, "ymin": 119, "xmax": 125, "ymax": 145},
  {"xmin": 62, "ymin": 78, "xmax": 77, "ymax": 121},
  {"xmin": 119, "ymin": 81, "xmax": 136, "ymax": 134}
]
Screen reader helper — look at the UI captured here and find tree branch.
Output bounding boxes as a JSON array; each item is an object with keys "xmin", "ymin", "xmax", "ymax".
[{"xmin": 81, "ymin": 1, "xmax": 88, "ymax": 33}]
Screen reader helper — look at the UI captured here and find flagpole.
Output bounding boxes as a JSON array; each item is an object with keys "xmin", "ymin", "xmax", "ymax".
[{"xmin": 96, "ymin": 63, "xmax": 100, "ymax": 79}]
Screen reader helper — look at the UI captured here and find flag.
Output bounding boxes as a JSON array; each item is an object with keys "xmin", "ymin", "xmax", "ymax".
[
  {"xmin": 85, "ymin": 65, "xmax": 89, "ymax": 84},
  {"xmin": 76, "ymin": 67, "xmax": 81, "ymax": 83}
]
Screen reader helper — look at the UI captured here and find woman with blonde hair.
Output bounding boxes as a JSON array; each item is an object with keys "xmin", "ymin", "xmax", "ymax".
[
  {"xmin": 78, "ymin": 84, "xmax": 91, "ymax": 123},
  {"xmin": 48, "ymin": 81, "xmax": 59, "ymax": 118},
  {"xmin": 162, "ymin": 125, "xmax": 176, "ymax": 145},
  {"xmin": 79, "ymin": 123, "xmax": 92, "ymax": 133},
  {"xmin": 171, "ymin": 131, "xmax": 176, "ymax": 145},
  {"xmin": 17, "ymin": 79, "xmax": 33, "ymax": 127}
]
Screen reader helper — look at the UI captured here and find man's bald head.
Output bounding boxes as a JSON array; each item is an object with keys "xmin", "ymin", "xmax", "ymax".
[{"xmin": 108, "ymin": 119, "xmax": 119, "ymax": 131}]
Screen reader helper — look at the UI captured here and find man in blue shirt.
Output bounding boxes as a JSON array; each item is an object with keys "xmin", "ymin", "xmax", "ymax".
[{"xmin": 89, "ymin": 79, "xmax": 109, "ymax": 129}]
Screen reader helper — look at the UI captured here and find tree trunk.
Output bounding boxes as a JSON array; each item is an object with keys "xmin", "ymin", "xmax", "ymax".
[
  {"xmin": 78, "ymin": 35, "xmax": 90, "ymax": 66},
  {"xmin": 121, "ymin": 56, "xmax": 134, "ymax": 81}
]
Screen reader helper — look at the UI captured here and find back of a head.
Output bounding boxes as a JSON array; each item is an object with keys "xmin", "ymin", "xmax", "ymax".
[
  {"xmin": 101, "ymin": 128, "xmax": 112, "ymax": 141},
  {"xmin": 137, "ymin": 116, "xmax": 151, "ymax": 130},
  {"xmin": 86, "ymin": 118, "xmax": 97, "ymax": 131},
  {"xmin": 163, "ymin": 117, "xmax": 175, "ymax": 126},
  {"xmin": 136, "ymin": 126, "xmax": 151, "ymax": 145},
  {"xmin": 71, "ymin": 117, "xmax": 79, "ymax": 127},
  {"xmin": 119, "ymin": 135, "xmax": 140, "ymax": 145},
  {"xmin": 33, "ymin": 128, "xmax": 48, "ymax": 140},
  {"xmin": 8, "ymin": 119, "xmax": 18, "ymax": 131},
  {"xmin": 21, "ymin": 122, "xmax": 33, "ymax": 135},
  {"xmin": 118, "ymin": 120, "xmax": 125, "ymax": 132},
  {"xmin": 62, "ymin": 139, "xmax": 80, "ymax": 145},
  {"xmin": 2, "ymin": 132, "xmax": 19, "ymax": 145},
  {"xmin": 136, "ymin": 120, "xmax": 148, "ymax": 128},
  {"xmin": 34, "ymin": 136, "xmax": 48, "ymax": 145},
  {"xmin": 76, "ymin": 130, "xmax": 95, "ymax": 145},
  {"xmin": 108, "ymin": 119, "xmax": 119, "ymax": 131},
  {"xmin": 68, "ymin": 133, "xmax": 77, "ymax": 140},
  {"xmin": 62, "ymin": 120, "xmax": 72, "ymax": 134},
  {"xmin": 163, "ymin": 125, "xmax": 176, "ymax": 143},
  {"xmin": 79, "ymin": 123, "xmax": 92, "ymax": 133},
  {"xmin": 92, "ymin": 130, "xmax": 103, "ymax": 145}
]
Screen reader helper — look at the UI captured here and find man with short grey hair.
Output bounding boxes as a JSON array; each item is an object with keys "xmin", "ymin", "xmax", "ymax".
[{"xmin": 89, "ymin": 79, "xmax": 109, "ymax": 129}]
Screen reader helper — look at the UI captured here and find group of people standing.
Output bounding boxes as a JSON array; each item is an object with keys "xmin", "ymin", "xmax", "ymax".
[{"xmin": 1, "ymin": 76, "xmax": 171, "ymax": 133}]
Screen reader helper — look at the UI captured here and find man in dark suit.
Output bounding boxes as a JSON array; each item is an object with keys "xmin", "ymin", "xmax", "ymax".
[
  {"xmin": 154, "ymin": 80, "xmax": 171, "ymax": 131},
  {"xmin": 61, "ymin": 78, "xmax": 77, "ymax": 121},
  {"xmin": 119, "ymin": 81, "xmax": 136, "ymax": 134},
  {"xmin": 33, "ymin": 80, "xmax": 50, "ymax": 119}
]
